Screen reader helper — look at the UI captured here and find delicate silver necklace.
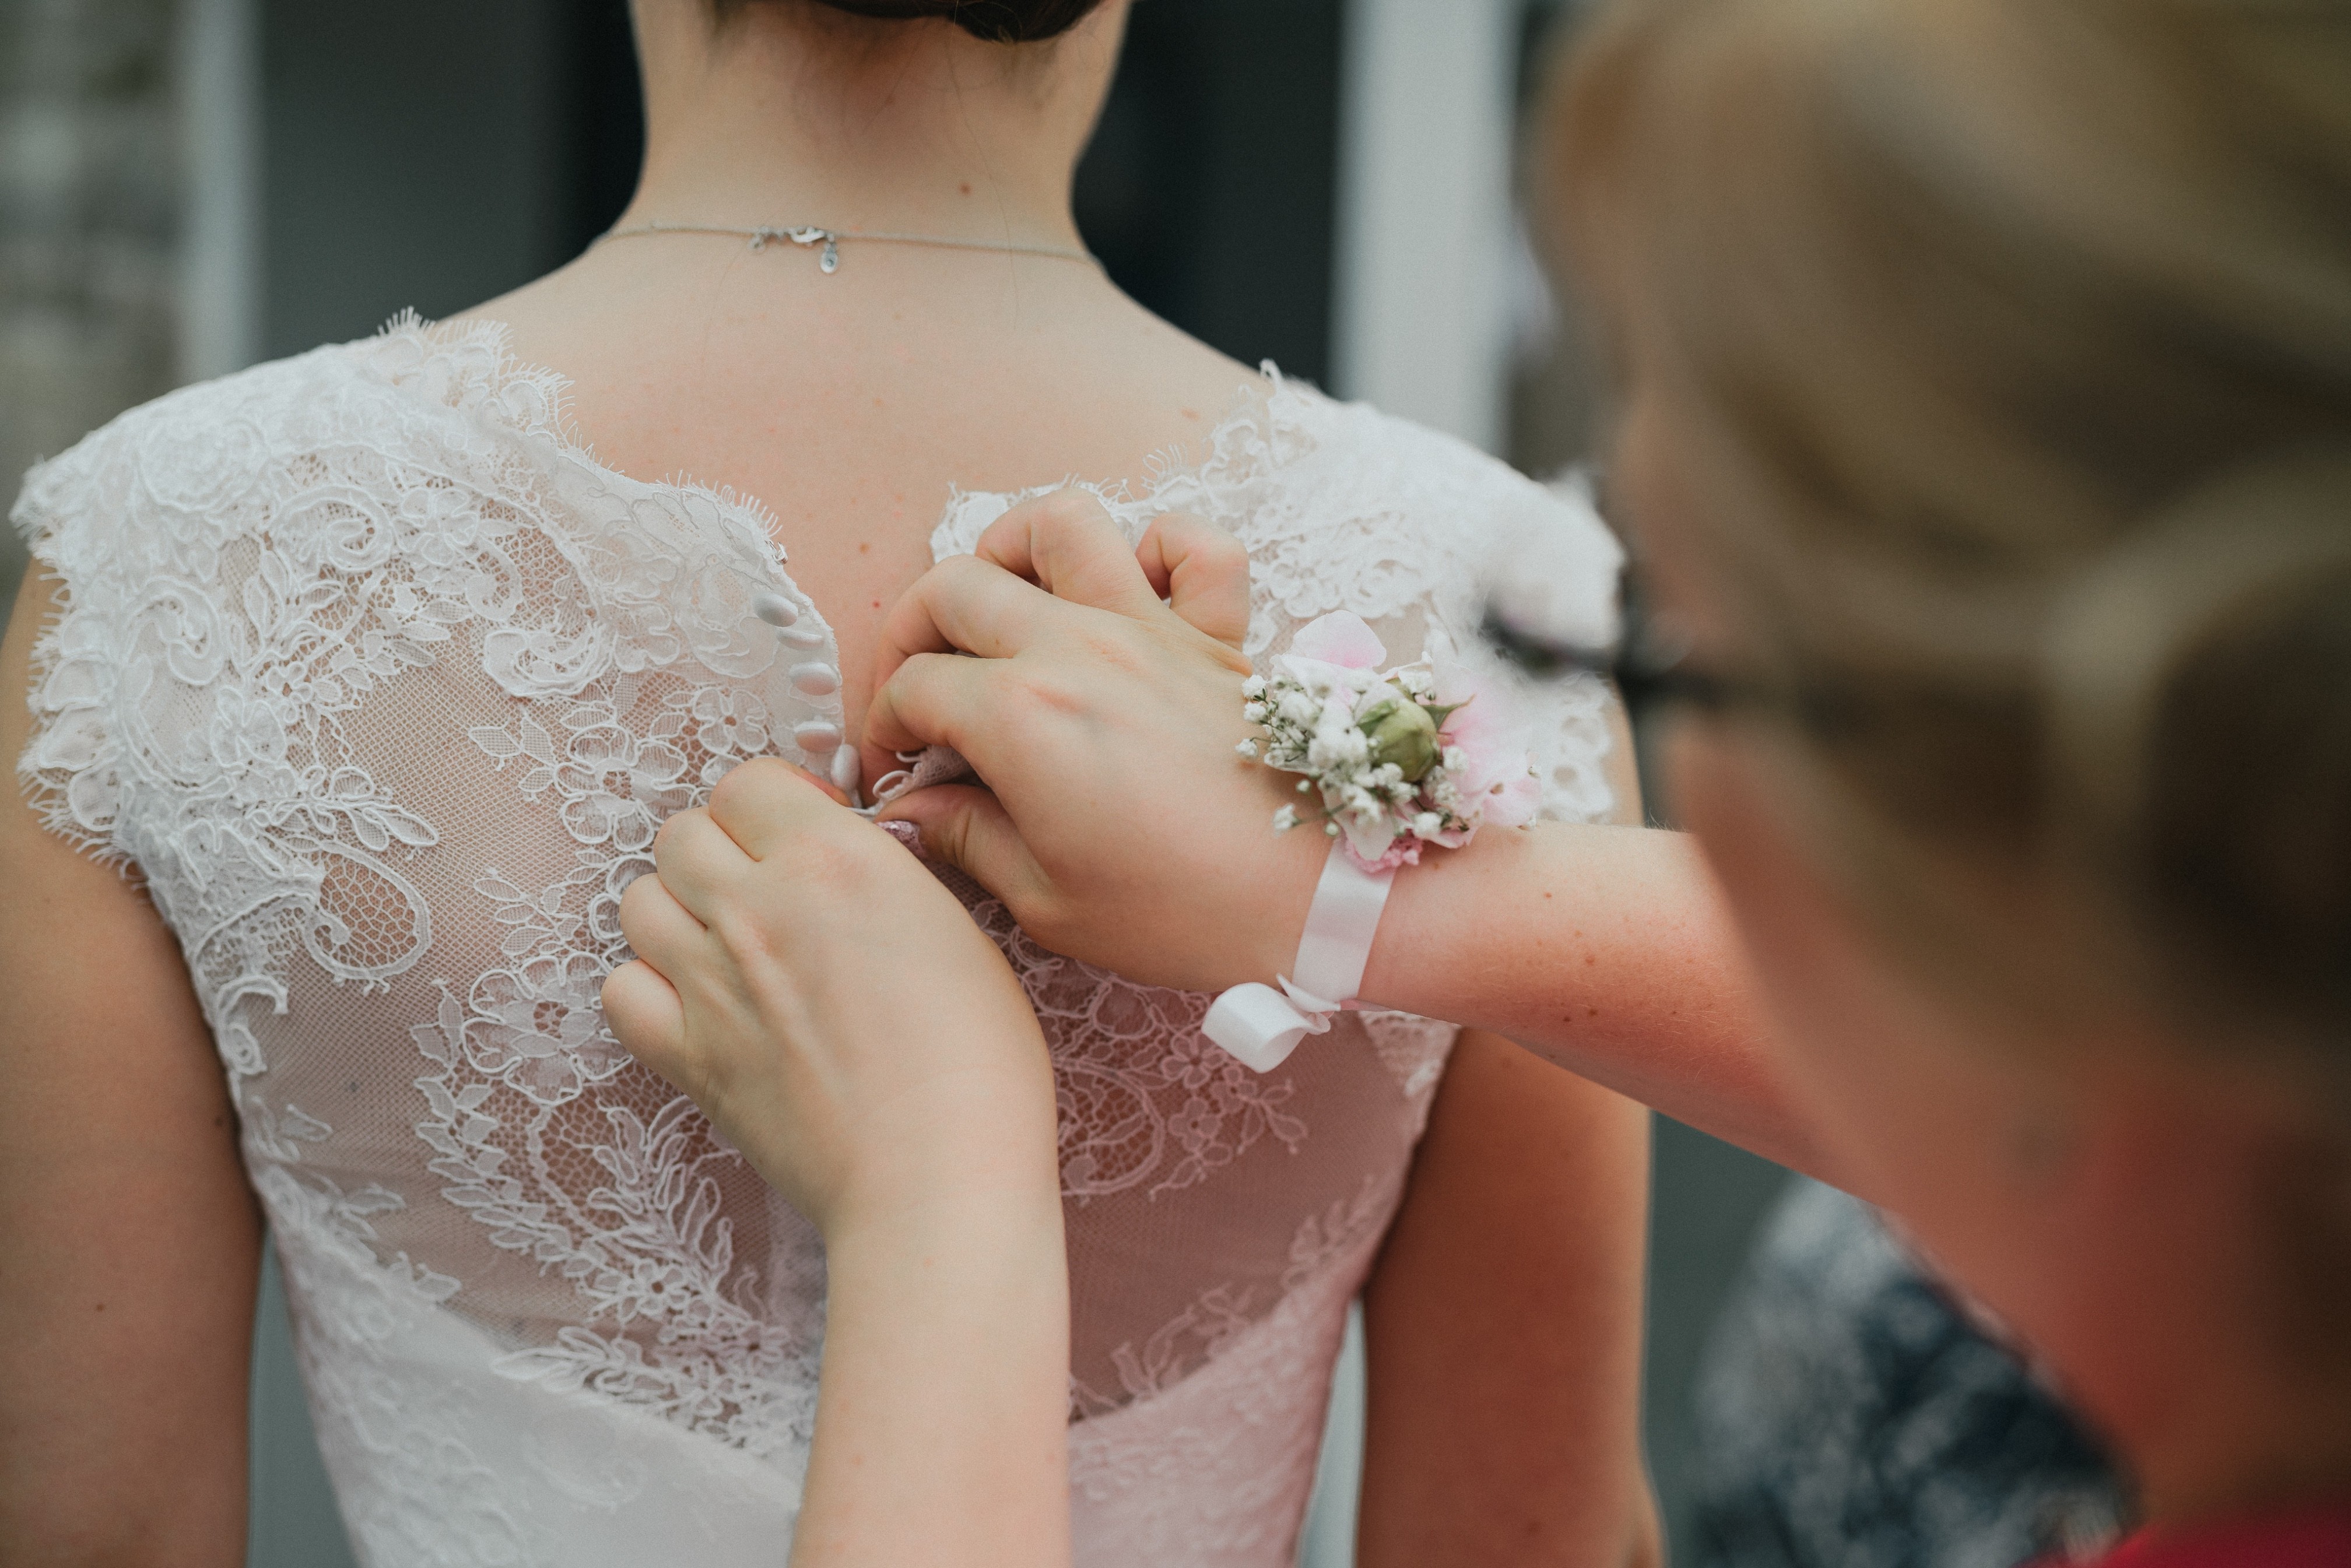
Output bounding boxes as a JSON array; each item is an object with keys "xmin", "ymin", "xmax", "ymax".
[{"xmin": 593, "ymin": 220, "xmax": 1097, "ymax": 275}]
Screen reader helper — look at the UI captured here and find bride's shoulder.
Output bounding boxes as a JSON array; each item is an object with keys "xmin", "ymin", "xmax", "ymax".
[
  {"xmin": 13, "ymin": 315, "xmax": 555, "ymax": 563},
  {"xmin": 1187, "ymin": 377, "xmax": 1603, "ymax": 545},
  {"xmin": 1163, "ymin": 376, "xmax": 1622, "ymax": 630},
  {"xmin": 18, "ymin": 344, "xmax": 321, "ymax": 519}
]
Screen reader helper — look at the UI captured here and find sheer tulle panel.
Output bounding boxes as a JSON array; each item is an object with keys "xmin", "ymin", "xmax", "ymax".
[{"xmin": 189, "ymin": 546, "xmax": 827, "ymax": 1447}]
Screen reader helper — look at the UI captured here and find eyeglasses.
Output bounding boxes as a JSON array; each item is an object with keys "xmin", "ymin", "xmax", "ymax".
[
  {"xmin": 1473, "ymin": 471, "xmax": 1762, "ymax": 714},
  {"xmin": 1480, "ymin": 590, "xmax": 1749, "ymax": 713},
  {"xmin": 1481, "ymin": 590, "xmax": 1892, "ymax": 741}
]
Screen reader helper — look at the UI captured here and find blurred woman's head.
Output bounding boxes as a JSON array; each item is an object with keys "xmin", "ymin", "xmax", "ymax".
[{"xmin": 1550, "ymin": 0, "xmax": 2351, "ymax": 1510}]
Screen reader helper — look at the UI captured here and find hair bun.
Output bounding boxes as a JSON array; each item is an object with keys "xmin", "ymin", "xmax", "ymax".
[
  {"xmin": 2044, "ymin": 448, "xmax": 2351, "ymax": 1040},
  {"xmin": 810, "ymin": 0, "xmax": 1107, "ymax": 44}
]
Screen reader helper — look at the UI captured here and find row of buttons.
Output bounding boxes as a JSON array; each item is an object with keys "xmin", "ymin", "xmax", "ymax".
[{"xmin": 753, "ymin": 590, "xmax": 860, "ymax": 794}]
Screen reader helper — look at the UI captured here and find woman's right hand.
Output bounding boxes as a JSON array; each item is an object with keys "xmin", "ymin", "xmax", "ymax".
[{"xmin": 864, "ymin": 491, "xmax": 1331, "ymax": 995}]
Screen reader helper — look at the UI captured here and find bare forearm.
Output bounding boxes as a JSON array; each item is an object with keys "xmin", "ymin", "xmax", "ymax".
[
  {"xmin": 1361, "ymin": 822, "xmax": 1833, "ymax": 1184},
  {"xmin": 1360, "ymin": 1032, "xmax": 1659, "ymax": 1567},
  {"xmin": 793, "ymin": 1194, "xmax": 1072, "ymax": 1568}
]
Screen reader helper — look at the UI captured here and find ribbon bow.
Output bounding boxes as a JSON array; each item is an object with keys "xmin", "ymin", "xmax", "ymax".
[
  {"xmin": 1203, "ymin": 977, "xmax": 1349, "ymax": 1074},
  {"xmin": 1201, "ymin": 851, "xmax": 1396, "ymax": 1074}
]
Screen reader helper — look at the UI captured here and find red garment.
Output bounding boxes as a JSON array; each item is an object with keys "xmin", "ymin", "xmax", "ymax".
[{"xmin": 2097, "ymin": 1506, "xmax": 2351, "ymax": 1568}]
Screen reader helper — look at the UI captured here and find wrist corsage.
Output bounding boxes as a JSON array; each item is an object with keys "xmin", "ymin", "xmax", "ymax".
[{"xmin": 1206, "ymin": 611, "xmax": 1538, "ymax": 1073}]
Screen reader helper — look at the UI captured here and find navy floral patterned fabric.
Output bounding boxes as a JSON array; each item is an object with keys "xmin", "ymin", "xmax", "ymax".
[{"xmin": 1691, "ymin": 1181, "xmax": 2134, "ymax": 1568}]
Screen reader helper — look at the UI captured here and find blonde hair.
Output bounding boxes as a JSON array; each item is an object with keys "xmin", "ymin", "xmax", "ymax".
[{"xmin": 1550, "ymin": 0, "xmax": 2351, "ymax": 1082}]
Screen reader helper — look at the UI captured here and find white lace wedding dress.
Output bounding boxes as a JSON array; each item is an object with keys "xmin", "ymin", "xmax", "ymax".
[{"xmin": 15, "ymin": 317, "xmax": 1621, "ymax": 1567}]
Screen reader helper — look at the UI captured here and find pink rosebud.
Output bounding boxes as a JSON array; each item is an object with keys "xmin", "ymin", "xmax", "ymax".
[
  {"xmin": 1430, "ymin": 671, "xmax": 1513, "ymax": 788},
  {"xmin": 1480, "ymin": 770, "xmax": 1542, "ymax": 830},
  {"xmin": 1427, "ymin": 657, "xmax": 1541, "ymax": 828},
  {"xmin": 1289, "ymin": 611, "xmax": 1387, "ymax": 671}
]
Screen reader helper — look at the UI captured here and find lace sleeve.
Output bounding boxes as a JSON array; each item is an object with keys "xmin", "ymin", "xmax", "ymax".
[
  {"xmin": 11, "ymin": 427, "xmax": 136, "ymax": 868},
  {"xmin": 1507, "ymin": 473, "xmax": 1624, "ymax": 826},
  {"xmin": 1452, "ymin": 472, "xmax": 1626, "ymax": 828}
]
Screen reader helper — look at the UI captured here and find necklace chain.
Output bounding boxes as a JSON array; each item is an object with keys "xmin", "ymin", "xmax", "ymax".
[{"xmin": 592, "ymin": 220, "xmax": 1096, "ymax": 275}]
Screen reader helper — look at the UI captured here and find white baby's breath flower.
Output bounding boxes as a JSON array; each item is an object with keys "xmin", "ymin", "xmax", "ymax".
[{"xmin": 1238, "ymin": 622, "xmax": 1528, "ymax": 866}]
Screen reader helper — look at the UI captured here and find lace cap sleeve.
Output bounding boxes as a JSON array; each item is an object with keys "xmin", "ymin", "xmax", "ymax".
[
  {"xmin": 11, "ymin": 423, "xmax": 139, "ymax": 866},
  {"xmin": 1339, "ymin": 428, "xmax": 1625, "ymax": 830},
  {"xmin": 1487, "ymin": 472, "xmax": 1626, "ymax": 826}
]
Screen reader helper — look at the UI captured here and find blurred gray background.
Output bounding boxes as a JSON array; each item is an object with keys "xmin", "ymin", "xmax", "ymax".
[{"xmin": 0, "ymin": 2, "xmax": 1788, "ymax": 1564}]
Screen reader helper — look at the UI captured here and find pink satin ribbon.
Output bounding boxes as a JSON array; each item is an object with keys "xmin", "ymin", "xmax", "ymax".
[{"xmin": 1202, "ymin": 847, "xmax": 1396, "ymax": 1072}]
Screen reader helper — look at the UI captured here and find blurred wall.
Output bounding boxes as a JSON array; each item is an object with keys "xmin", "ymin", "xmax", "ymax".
[
  {"xmin": 1081, "ymin": 0, "xmax": 1341, "ymax": 386},
  {"xmin": 0, "ymin": 0, "xmax": 181, "ymax": 615},
  {"xmin": 1333, "ymin": 0, "xmax": 1517, "ymax": 450},
  {"xmin": 259, "ymin": 0, "xmax": 582, "ymax": 355}
]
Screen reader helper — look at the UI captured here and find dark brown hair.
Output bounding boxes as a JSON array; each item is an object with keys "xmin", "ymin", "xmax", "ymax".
[{"xmin": 712, "ymin": 0, "xmax": 1107, "ymax": 44}]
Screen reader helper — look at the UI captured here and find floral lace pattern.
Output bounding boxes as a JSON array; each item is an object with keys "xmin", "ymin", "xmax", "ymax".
[
  {"xmin": 15, "ymin": 318, "xmax": 1622, "ymax": 1566},
  {"xmin": 962, "ymin": 890, "xmax": 1310, "ymax": 1202},
  {"xmin": 1066, "ymin": 1176, "xmax": 1404, "ymax": 1565}
]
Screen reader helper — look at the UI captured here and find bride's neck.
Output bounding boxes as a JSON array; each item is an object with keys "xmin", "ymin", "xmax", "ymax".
[{"xmin": 619, "ymin": 2, "xmax": 1120, "ymax": 246}]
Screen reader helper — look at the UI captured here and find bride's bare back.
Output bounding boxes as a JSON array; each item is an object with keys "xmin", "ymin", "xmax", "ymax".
[
  {"xmin": 468, "ymin": 0, "xmax": 1260, "ymax": 760},
  {"xmin": 478, "ymin": 257, "xmax": 1255, "ymax": 770}
]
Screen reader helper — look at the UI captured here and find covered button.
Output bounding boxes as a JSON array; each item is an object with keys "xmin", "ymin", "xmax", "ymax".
[{"xmin": 792, "ymin": 721, "xmax": 844, "ymax": 751}]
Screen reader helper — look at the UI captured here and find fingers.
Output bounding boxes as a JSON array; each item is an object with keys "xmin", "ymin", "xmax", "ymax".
[
  {"xmin": 976, "ymin": 489, "xmax": 1166, "ymax": 622},
  {"xmin": 863, "ymin": 648, "xmax": 1000, "ymax": 759},
  {"xmin": 650, "ymin": 805, "xmax": 752, "ymax": 923},
  {"xmin": 617, "ymin": 868, "xmax": 708, "ymax": 977},
  {"xmin": 875, "ymin": 784, "xmax": 1049, "ymax": 915},
  {"xmin": 601, "ymin": 959, "xmax": 689, "ymax": 1080},
  {"xmin": 867, "ymin": 553, "xmax": 1073, "ymax": 703},
  {"xmin": 1136, "ymin": 513, "xmax": 1252, "ymax": 651},
  {"xmin": 704, "ymin": 756, "xmax": 843, "ymax": 864}
]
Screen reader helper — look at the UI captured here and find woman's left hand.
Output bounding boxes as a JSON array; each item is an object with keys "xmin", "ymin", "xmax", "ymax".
[
  {"xmin": 602, "ymin": 760, "xmax": 1074, "ymax": 1566},
  {"xmin": 601, "ymin": 757, "xmax": 1060, "ymax": 1234}
]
